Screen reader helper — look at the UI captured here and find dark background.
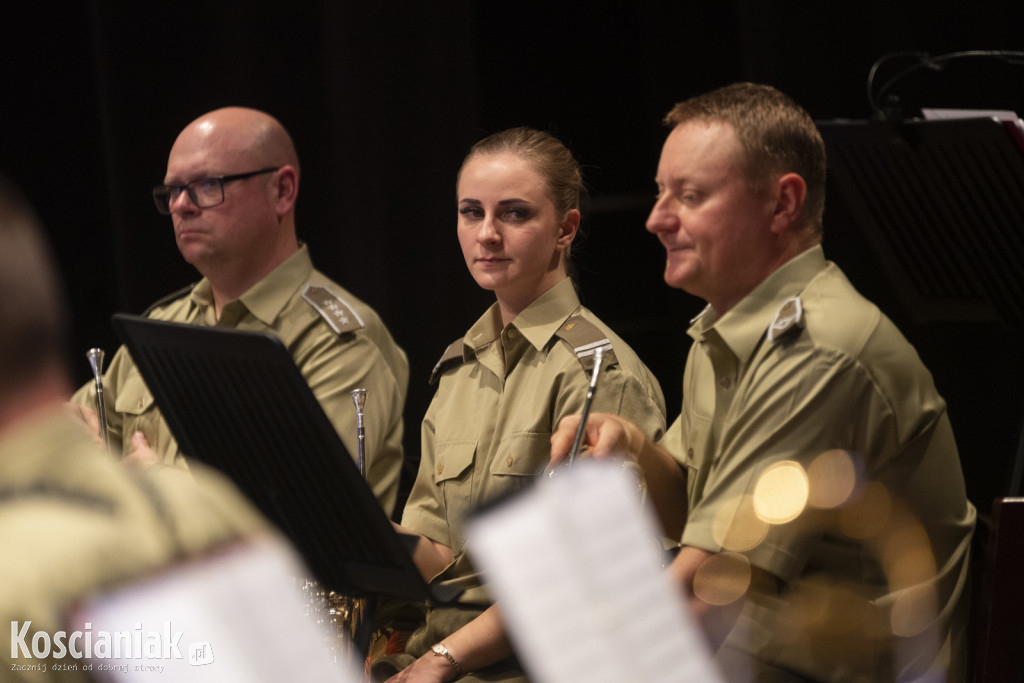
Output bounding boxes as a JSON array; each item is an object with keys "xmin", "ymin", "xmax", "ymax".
[{"xmin": 2, "ymin": 1, "xmax": 1022, "ymax": 513}]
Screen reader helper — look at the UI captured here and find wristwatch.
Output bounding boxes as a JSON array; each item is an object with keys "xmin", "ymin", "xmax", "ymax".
[{"xmin": 431, "ymin": 642, "xmax": 463, "ymax": 678}]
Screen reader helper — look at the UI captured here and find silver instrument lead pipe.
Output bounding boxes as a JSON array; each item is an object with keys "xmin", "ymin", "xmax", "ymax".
[
  {"xmin": 86, "ymin": 348, "xmax": 110, "ymax": 453},
  {"xmin": 351, "ymin": 388, "xmax": 367, "ymax": 479},
  {"xmin": 568, "ymin": 346, "xmax": 605, "ymax": 466}
]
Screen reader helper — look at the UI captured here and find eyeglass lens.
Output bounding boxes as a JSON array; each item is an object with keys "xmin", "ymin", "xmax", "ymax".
[{"xmin": 153, "ymin": 179, "xmax": 224, "ymax": 214}]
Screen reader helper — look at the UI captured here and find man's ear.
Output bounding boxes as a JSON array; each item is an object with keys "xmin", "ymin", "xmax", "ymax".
[
  {"xmin": 274, "ymin": 165, "xmax": 299, "ymax": 216},
  {"xmin": 769, "ymin": 173, "xmax": 806, "ymax": 235}
]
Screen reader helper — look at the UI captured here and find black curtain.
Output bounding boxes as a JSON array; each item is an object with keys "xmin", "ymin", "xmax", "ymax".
[{"xmin": 3, "ymin": 0, "xmax": 1022, "ymax": 509}]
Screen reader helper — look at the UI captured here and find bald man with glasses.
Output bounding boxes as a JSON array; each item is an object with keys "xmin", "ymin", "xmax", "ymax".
[{"xmin": 71, "ymin": 107, "xmax": 410, "ymax": 516}]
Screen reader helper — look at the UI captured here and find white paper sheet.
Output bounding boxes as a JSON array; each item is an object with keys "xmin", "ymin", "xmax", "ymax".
[
  {"xmin": 64, "ymin": 537, "xmax": 363, "ymax": 683},
  {"xmin": 467, "ymin": 459, "xmax": 724, "ymax": 683}
]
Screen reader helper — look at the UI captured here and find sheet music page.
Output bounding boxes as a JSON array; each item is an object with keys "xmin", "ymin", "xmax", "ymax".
[
  {"xmin": 467, "ymin": 459, "xmax": 724, "ymax": 683},
  {"xmin": 65, "ymin": 537, "xmax": 362, "ymax": 682}
]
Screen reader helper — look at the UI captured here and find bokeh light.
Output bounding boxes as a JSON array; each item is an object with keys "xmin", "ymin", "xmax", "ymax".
[
  {"xmin": 806, "ymin": 449, "xmax": 859, "ymax": 509},
  {"xmin": 693, "ymin": 552, "xmax": 752, "ymax": 606},
  {"xmin": 753, "ymin": 460, "xmax": 808, "ymax": 524},
  {"xmin": 712, "ymin": 494, "xmax": 769, "ymax": 551}
]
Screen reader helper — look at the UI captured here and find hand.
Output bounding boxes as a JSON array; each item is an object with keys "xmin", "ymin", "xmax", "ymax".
[
  {"xmin": 669, "ymin": 546, "xmax": 749, "ymax": 652},
  {"xmin": 552, "ymin": 413, "xmax": 690, "ymax": 540},
  {"xmin": 122, "ymin": 431, "xmax": 160, "ymax": 471},
  {"xmin": 67, "ymin": 403, "xmax": 105, "ymax": 449},
  {"xmin": 549, "ymin": 412, "xmax": 645, "ymax": 467},
  {"xmin": 384, "ymin": 650, "xmax": 455, "ymax": 682}
]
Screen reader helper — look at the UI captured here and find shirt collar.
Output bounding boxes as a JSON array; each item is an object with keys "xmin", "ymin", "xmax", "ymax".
[
  {"xmin": 690, "ymin": 244, "xmax": 827, "ymax": 362},
  {"xmin": 463, "ymin": 278, "xmax": 581, "ymax": 355},
  {"xmin": 189, "ymin": 245, "xmax": 314, "ymax": 326}
]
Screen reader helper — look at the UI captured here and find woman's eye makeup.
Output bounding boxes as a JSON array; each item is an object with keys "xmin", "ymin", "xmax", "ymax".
[{"xmin": 504, "ymin": 206, "xmax": 530, "ymax": 220}]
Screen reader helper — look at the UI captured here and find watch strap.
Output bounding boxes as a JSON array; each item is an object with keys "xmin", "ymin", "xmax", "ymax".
[{"xmin": 431, "ymin": 642, "xmax": 463, "ymax": 678}]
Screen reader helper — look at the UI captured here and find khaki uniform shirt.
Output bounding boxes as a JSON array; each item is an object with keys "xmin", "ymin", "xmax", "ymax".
[
  {"xmin": 398, "ymin": 278, "xmax": 666, "ymax": 679},
  {"xmin": 0, "ymin": 409, "xmax": 270, "ymax": 682},
  {"xmin": 71, "ymin": 246, "xmax": 409, "ymax": 515},
  {"xmin": 664, "ymin": 245, "xmax": 975, "ymax": 683}
]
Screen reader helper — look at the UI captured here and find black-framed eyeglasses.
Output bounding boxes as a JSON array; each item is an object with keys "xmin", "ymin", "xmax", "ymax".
[{"xmin": 152, "ymin": 167, "xmax": 280, "ymax": 215}]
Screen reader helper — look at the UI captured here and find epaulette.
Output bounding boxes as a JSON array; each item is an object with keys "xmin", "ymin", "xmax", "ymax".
[
  {"xmin": 429, "ymin": 338, "xmax": 467, "ymax": 385},
  {"xmin": 141, "ymin": 283, "xmax": 196, "ymax": 317},
  {"xmin": 302, "ymin": 284, "xmax": 365, "ymax": 336},
  {"xmin": 766, "ymin": 296, "xmax": 805, "ymax": 343},
  {"xmin": 554, "ymin": 315, "xmax": 617, "ymax": 372}
]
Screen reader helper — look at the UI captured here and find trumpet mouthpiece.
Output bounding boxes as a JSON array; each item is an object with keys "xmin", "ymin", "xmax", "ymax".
[
  {"xmin": 87, "ymin": 348, "xmax": 105, "ymax": 378},
  {"xmin": 351, "ymin": 388, "xmax": 367, "ymax": 414}
]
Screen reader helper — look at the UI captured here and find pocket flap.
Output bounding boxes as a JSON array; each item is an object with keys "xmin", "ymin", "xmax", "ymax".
[
  {"xmin": 113, "ymin": 371, "xmax": 154, "ymax": 417},
  {"xmin": 490, "ymin": 432, "xmax": 550, "ymax": 477},
  {"xmin": 433, "ymin": 440, "xmax": 476, "ymax": 484}
]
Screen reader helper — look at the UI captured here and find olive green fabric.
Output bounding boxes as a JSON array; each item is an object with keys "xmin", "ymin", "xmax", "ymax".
[
  {"xmin": 71, "ymin": 245, "xmax": 409, "ymax": 515},
  {"xmin": 664, "ymin": 246, "xmax": 975, "ymax": 683},
  {"xmin": 396, "ymin": 278, "xmax": 666, "ymax": 680},
  {"xmin": 0, "ymin": 409, "xmax": 270, "ymax": 682}
]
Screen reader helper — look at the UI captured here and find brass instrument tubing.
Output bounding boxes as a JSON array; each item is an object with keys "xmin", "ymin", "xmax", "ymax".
[
  {"xmin": 568, "ymin": 346, "xmax": 604, "ymax": 466},
  {"xmin": 86, "ymin": 348, "xmax": 110, "ymax": 453}
]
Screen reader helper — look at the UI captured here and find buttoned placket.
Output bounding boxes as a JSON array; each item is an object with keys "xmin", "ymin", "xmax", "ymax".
[
  {"xmin": 500, "ymin": 325, "xmax": 526, "ymax": 378},
  {"xmin": 702, "ymin": 329, "xmax": 740, "ymax": 460}
]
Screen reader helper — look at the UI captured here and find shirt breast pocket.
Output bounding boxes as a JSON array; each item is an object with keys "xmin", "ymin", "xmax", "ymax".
[
  {"xmin": 433, "ymin": 440, "xmax": 476, "ymax": 486},
  {"xmin": 489, "ymin": 432, "xmax": 549, "ymax": 495},
  {"xmin": 113, "ymin": 371, "xmax": 155, "ymax": 455},
  {"xmin": 433, "ymin": 440, "xmax": 476, "ymax": 532}
]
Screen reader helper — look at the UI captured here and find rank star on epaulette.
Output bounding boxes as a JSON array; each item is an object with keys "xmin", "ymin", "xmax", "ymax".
[
  {"xmin": 302, "ymin": 285, "xmax": 365, "ymax": 335},
  {"xmin": 767, "ymin": 296, "xmax": 804, "ymax": 342},
  {"xmin": 323, "ymin": 299, "xmax": 350, "ymax": 325}
]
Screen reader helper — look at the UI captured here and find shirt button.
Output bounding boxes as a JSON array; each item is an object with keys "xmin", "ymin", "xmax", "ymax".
[
  {"xmin": 688, "ymin": 447, "xmax": 694, "ymax": 458},
  {"xmin": 137, "ymin": 398, "xmax": 146, "ymax": 409},
  {"xmin": 506, "ymin": 455, "xmax": 513, "ymax": 467},
  {"xmin": 437, "ymin": 462, "xmax": 444, "ymax": 475},
  {"xmin": 507, "ymin": 329, "xmax": 518, "ymax": 339},
  {"xmin": 719, "ymin": 376, "xmax": 732, "ymax": 390}
]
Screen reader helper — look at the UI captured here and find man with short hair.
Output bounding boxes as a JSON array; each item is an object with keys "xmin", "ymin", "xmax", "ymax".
[
  {"xmin": 552, "ymin": 83, "xmax": 975, "ymax": 682},
  {"xmin": 71, "ymin": 107, "xmax": 409, "ymax": 514}
]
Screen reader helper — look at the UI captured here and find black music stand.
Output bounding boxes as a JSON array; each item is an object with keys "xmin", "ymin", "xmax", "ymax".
[
  {"xmin": 818, "ymin": 116, "xmax": 1024, "ymax": 328},
  {"xmin": 111, "ymin": 313, "xmax": 460, "ymax": 605},
  {"xmin": 819, "ymin": 116, "xmax": 1024, "ymax": 508}
]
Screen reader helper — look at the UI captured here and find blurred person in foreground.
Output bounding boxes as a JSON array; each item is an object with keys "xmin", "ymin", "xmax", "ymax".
[
  {"xmin": 551, "ymin": 83, "xmax": 975, "ymax": 683},
  {"xmin": 0, "ymin": 177, "xmax": 274, "ymax": 681},
  {"xmin": 69, "ymin": 107, "xmax": 408, "ymax": 515},
  {"xmin": 373, "ymin": 127, "xmax": 667, "ymax": 682}
]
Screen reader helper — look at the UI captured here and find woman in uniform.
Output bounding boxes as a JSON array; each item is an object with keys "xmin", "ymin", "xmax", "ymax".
[{"xmin": 379, "ymin": 127, "xmax": 666, "ymax": 682}]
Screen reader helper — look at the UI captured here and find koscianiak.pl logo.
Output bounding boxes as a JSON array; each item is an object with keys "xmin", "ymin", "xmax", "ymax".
[{"xmin": 10, "ymin": 621, "xmax": 215, "ymax": 672}]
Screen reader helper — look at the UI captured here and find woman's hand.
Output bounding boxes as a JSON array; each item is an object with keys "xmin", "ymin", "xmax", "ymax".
[{"xmin": 384, "ymin": 650, "xmax": 456, "ymax": 682}]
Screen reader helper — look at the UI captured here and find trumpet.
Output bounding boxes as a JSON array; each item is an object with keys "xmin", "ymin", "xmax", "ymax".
[
  {"xmin": 302, "ymin": 388, "xmax": 371, "ymax": 665},
  {"xmin": 568, "ymin": 345, "xmax": 605, "ymax": 466},
  {"xmin": 352, "ymin": 388, "xmax": 367, "ymax": 479},
  {"xmin": 86, "ymin": 348, "xmax": 110, "ymax": 453},
  {"xmin": 547, "ymin": 346, "xmax": 645, "ymax": 500}
]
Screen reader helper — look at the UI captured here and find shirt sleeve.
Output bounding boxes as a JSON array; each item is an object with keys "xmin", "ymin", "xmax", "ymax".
[
  {"xmin": 681, "ymin": 345, "xmax": 919, "ymax": 582},
  {"xmin": 290, "ymin": 326, "xmax": 407, "ymax": 518}
]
